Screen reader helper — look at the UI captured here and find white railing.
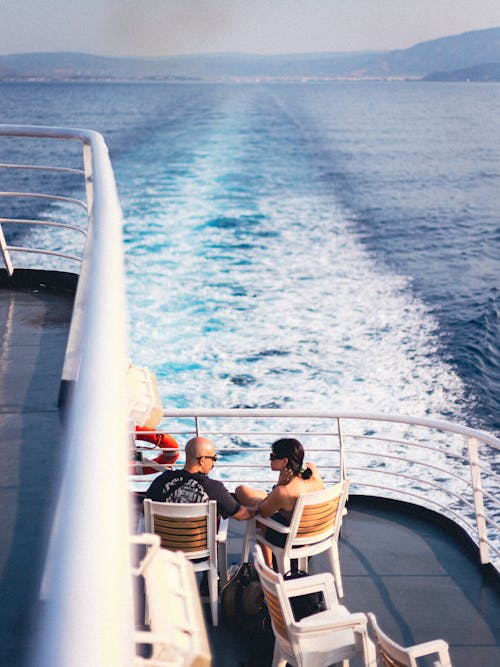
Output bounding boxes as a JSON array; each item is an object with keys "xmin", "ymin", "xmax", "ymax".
[
  {"xmin": 0, "ymin": 126, "xmax": 134, "ymax": 667},
  {"xmin": 131, "ymin": 409, "xmax": 500, "ymax": 571},
  {"xmin": 0, "ymin": 130, "xmax": 89, "ymax": 275}
]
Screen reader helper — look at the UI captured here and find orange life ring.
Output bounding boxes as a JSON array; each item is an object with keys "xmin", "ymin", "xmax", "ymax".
[{"xmin": 133, "ymin": 425, "xmax": 180, "ymax": 472}]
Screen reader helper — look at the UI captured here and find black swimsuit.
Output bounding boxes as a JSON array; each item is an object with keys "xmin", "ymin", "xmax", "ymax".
[{"xmin": 264, "ymin": 510, "xmax": 292, "ymax": 548}]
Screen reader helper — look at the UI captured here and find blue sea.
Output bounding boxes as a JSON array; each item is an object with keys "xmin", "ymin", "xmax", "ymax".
[{"xmin": 1, "ymin": 81, "xmax": 499, "ymax": 435}]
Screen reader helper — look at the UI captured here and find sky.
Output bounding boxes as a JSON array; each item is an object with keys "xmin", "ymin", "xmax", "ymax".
[{"xmin": 2, "ymin": 0, "xmax": 500, "ymax": 57}]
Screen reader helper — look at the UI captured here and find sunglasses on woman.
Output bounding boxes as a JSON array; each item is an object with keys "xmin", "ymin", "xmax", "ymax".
[{"xmin": 269, "ymin": 452, "xmax": 285, "ymax": 460}]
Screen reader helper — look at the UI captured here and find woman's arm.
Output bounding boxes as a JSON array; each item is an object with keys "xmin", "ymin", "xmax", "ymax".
[{"xmin": 256, "ymin": 485, "xmax": 287, "ymax": 518}]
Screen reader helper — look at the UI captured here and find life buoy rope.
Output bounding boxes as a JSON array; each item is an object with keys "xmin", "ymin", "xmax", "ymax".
[{"xmin": 132, "ymin": 425, "xmax": 180, "ymax": 472}]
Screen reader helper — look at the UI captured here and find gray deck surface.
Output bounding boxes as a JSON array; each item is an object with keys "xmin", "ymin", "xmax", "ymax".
[
  {"xmin": 0, "ymin": 270, "xmax": 75, "ymax": 667},
  {"xmin": 206, "ymin": 497, "xmax": 500, "ymax": 667}
]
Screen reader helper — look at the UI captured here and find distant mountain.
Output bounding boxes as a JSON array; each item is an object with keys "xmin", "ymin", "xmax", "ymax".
[
  {"xmin": 423, "ymin": 62, "xmax": 500, "ymax": 82},
  {"xmin": 1, "ymin": 26, "xmax": 499, "ymax": 81},
  {"xmin": 380, "ymin": 26, "xmax": 500, "ymax": 77}
]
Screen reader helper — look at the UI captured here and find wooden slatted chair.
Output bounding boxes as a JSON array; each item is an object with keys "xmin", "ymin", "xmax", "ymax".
[
  {"xmin": 367, "ymin": 613, "xmax": 452, "ymax": 667},
  {"xmin": 143, "ymin": 498, "xmax": 227, "ymax": 626},
  {"xmin": 253, "ymin": 544, "xmax": 374, "ymax": 667},
  {"xmin": 243, "ymin": 480, "xmax": 349, "ymax": 598}
]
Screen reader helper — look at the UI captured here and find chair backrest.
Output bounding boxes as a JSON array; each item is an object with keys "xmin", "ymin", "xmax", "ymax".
[
  {"xmin": 287, "ymin": 479, "xmax": 349, "ymax": 547},
  {"xmin": 368, "ymin": 613, "xmax": 452, "ymax": 667},
  {"xmin": 143, "ymin": 498, "xmax": 216, "ymax": 562},
  {"xmin": 253, "ymin": 543, "xmax": 295, "ymax": 656}
]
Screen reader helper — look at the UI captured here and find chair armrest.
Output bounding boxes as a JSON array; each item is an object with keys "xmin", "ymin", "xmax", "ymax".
[
  {"xmin": 256, "ymin": 515, "xmax": 291, "ymax": 533},
  {"xmin": 292, "ymin": 610, "xmax": 368, "ymax": 635},
  {"xmin": 130, "ymin": 533, "xmax": 160, "ymax": 547},
  {"xmin": 282, "ymin": 571, "xmax": 338, "ymax": 607},
  {"xmin": 407, "ymin": 639, "xmax": 451, "ymax": 664}
]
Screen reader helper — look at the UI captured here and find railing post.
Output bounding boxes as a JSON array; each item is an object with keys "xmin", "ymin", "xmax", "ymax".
[
  {"xmin": 195, "ymin": 416, "xmax": 201, "ymax": 437},
  {"xmin": 0, "ymin": 223, "xmax": 13, "ymax": 275},
  {"xmin": 467, "ymin": 436, "xmax": 490, "ymax": 565},
  {"xmin": 337, "ymin": 417, "xmax": 346, "ymax": 481},
  {"xmin": 82, "ymin": 142, "xmax": 94, "ymax": 216}
]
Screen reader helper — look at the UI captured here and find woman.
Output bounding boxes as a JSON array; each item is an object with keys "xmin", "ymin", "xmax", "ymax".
[{"xmin": 235, "ymin": 438, "xmax": 324, "ymax": 567}]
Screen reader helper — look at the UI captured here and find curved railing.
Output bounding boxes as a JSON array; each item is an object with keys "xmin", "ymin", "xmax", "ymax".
[
  {"xmin": 131, "ymin": 408, "xmax": 500, "ymax": 571},
  {"xmin": 0, "ymin": 125, "xmax": 134, "ymax": 667},
  {"xmin": 0, "ymin": 132, "xmax": 89, "ymax": 275}
]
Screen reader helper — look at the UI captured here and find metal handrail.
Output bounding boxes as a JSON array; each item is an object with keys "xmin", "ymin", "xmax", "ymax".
[
  {"xmin": 0, "ymin": 129, "xmax": 89, "ymax": 277},
  {"xmin": 0, "ymin": 162, "xmax": 85, "ymax": 175},
  {"xmin": 135, "ymin": 408, "xmax": 499, "ymax": 569},
  {"xmin": 6, "ymin": 246, "xmax": 82, "ymax": 262},
  {"xmin": 0, "ymin": 125, "xmax": 133, "ymax": 667},
  {"xmin": 159, "ymin": 407, "xmax": 500, "ymax": 448},
  {"xmin": 0, "ymin": 218, "xmax": 87, "ymax": 235},
  {"xmin": 0, "ymin": 191, "xmax": 87, "ymax": 208}
]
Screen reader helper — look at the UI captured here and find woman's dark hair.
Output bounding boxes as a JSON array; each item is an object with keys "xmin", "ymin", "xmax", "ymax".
[{"xmin": 271, "ymin": 438, "xmax": 312, "ymax": 479}]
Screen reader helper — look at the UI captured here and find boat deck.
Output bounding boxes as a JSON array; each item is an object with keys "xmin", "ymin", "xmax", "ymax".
[
  {"xmin": 0, "ymin": 270, "xmax": 499, "ymax": 667},
  {"xmin": 0, "ymin": 269, "xmax": 76, "ymax": 667},
  {"xmin": 207, "ymin": 496, "xmax": 500, "ymax": 667}
]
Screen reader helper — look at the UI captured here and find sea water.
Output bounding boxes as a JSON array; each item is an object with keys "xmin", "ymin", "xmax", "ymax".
[{"xmin": 1, "ymin": 81, "xmax": 499, "ymax": 434}]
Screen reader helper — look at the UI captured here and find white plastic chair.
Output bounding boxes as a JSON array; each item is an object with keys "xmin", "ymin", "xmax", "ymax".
[
  {"xmin": 368, "ymin": 613, "xmax": 452, "ymax": 667},
  {"xmin": 130, "ymin": 533, "xmax": 211, "ymax": 666},
  {"xmin": 253, "ymin": 544, "xmax": 374, "ymax": 667},
  {"xmin": 143, "ymin": 498, "xmax": 228, "ymax": 626},
  {"xmin": 243, "ymin": 480, "xmax": 349, "ymax": 598}
]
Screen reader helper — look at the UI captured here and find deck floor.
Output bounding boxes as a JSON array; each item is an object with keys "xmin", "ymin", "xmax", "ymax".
[
  {"xmin": 0, "ymin": 271, "xmax": 75, "ymax": 667},
  {"xmin": 206, "ymin": 497, "xmax": 500, "ymax": 667}
]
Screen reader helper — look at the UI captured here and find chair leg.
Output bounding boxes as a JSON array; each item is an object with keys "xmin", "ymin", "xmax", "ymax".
[
  {"xmin": 208, "ymin": 568, "xmax": 219, "ymax": 626},
  {"xmin": 327, "ymin": 543, "xmax": 343, "ymax": 599},
  {"xmin": 274, "ymin": 551, "xmax": 288, "ymax": 574},
  {"xmin": 298, "ymin": 556, "xmax": 308, "ymax": 572},
  {"xmin": 242, "ymin": 518, "xmax": 255, "ymax": 562},
  {"xmin": 271, "ymin": 641, "xmax": 288, "ymax": 667},
  {"xmin": 364, "ymin": 636, "xmax": 378, "ymax": 667},
  {"xmin": 218, "ymin": 540, "xmax": 227, "ymax": 584},
  {"xmin": 143, "ymin": 595, "xmax": 150, "ymax": 627}
]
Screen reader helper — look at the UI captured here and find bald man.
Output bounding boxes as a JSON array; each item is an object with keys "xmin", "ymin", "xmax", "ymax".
[{"xmin": 145, "ymin": 436, "xmax": 256, "ymax": 521}]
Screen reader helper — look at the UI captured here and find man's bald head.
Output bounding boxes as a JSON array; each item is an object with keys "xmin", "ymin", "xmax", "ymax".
[{"xmin": 185, "ymin": 437, "xmax": 216, "ymax": 464}]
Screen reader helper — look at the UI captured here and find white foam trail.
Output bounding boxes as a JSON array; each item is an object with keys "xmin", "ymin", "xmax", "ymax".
[{"xmin": 123, "ymin": 138, "xmax": 466, "ymax": 423}]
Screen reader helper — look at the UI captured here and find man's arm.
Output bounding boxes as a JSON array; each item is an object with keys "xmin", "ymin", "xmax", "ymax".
[{"xmin": 210, "ymin": 478, "xmax": 257, "ymax": 521}]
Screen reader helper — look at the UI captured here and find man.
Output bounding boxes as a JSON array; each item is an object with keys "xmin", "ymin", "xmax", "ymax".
[{"xmin": 145, "ymin": 436, "xmax": 256, "ymax": 521}]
